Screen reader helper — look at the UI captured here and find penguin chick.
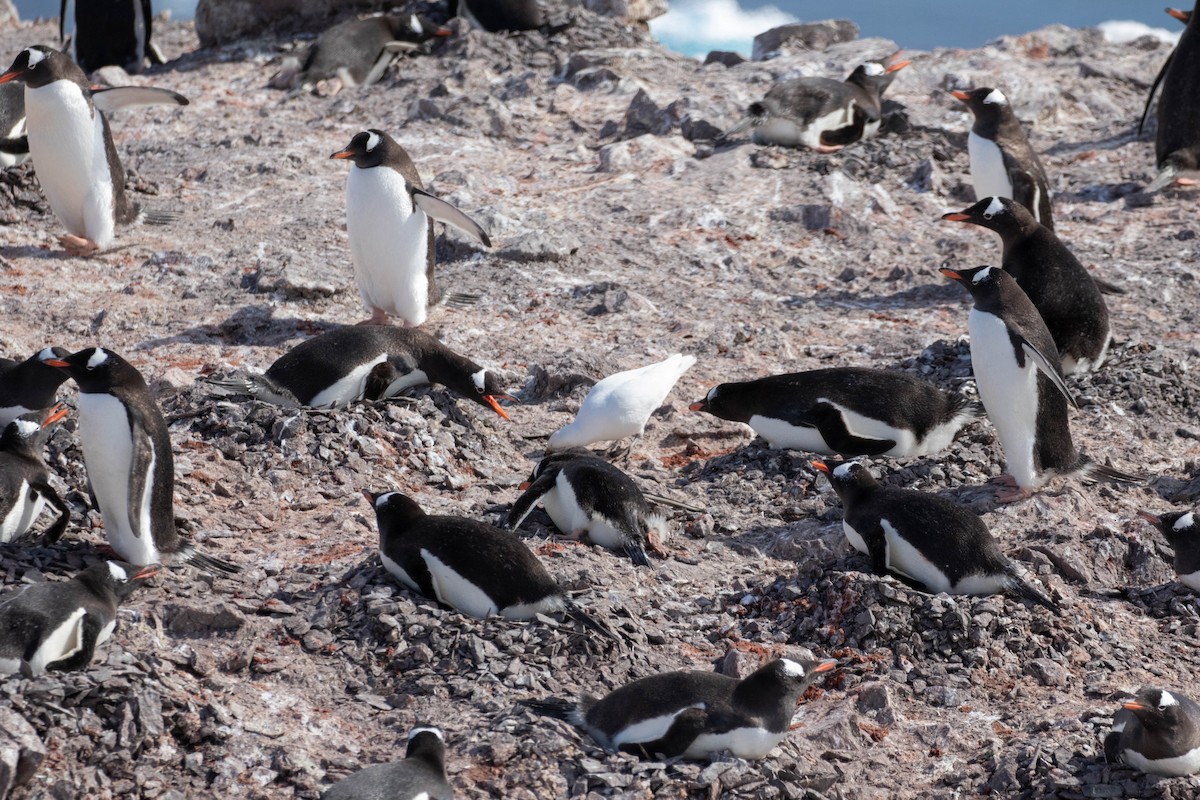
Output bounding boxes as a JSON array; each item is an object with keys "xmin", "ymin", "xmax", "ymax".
[
  {"xmin": 1137, "ymin": 508, "xmax": 1200, "ymax": 592},
  {"xmin": 321, "ymin": 726, "xmax": 454, "ymax": 800},
  {"xmin": 0, "ymin": 403, "xmax": 71, "ymax": 545},
  {"xmin": 1149, "ymin": 5, "xmax": 1200, "ymax": 191},
  {"xmin": 0, "ymin": 346, "xmax": 71, "ymax": 427},
  {"xmin": 1105, "ymin": 687, "xmax": 1200, "ymax": 776}
]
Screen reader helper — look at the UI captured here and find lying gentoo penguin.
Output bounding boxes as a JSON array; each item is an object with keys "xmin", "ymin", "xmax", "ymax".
[
  {"xmin": 1149, "ymin": 4, "xmax": 1200, "ymax": 191},
  {"xmin": 526, "ymin": 655, "xmax": 836, "ymax": 760},
  {"xmin": 812, "ymin": 460, "xmax": 1060, "ymax": 613},
  {"xmin": 1137, "ymin": 508, "xmax": 1200, "ymax": 592},
  {"xmin": 271, "ymin": 14, "xmax": 451, "ymax": 90},
  {"xmin": 0, "ymin": 560, "xmax": 156, "ymax": 677},
  {"xmin": 42, "ymin": 348, "xmax": 238, "ymax": 573},
  {"xmin": 60, "ymin": 0, "xmax": 165, "ymax": 74},
  {"xmin": 331, "ymin": 129, "xmax": 492, "ymax": 327},
  {"xmin": 321, "ymin": 726, "xmax": 453, "ymax": 800},
  {"xmin": 941, "ymin": 266, "xmax": 1137, "ymax": 500},
  {"xmin": 365, "ymin": 491, "xmax": 617, "ymax": 640},
  {"xmin": 0, "ymin": 346, "xmax": 71, "ymax": 427},
  {"xmin": 547, "ymin": 353, "xmax": 696, "ymax": 451},
  {"xmin": 942, "ymin": 197, "xmax": 1111, "ymax": 374},
  {"xmin": 1139, "ymin": 7, "xmax": 1192, "ymax": 136},
  {"xmin": 952, "ymin": 87, "xmax": 1055, "ymax": 230},
  {"xmin": 453, "ymin": 0, "xmax": 544, "ymax": 32},
  {"xmin": 0, "ymin": 403, "xmax": 71, "ymax": 545},
  {"xmin": 211, "ymin": 325, "xmax": 512, "ymax": 417},
  {"xmin": 0, "ymin": 46, "xmax": 188, "ymax": 254},
  {"xmin": 1105, "ymin": 688, "xmax": 1200, "ymax": 776},
  {"xmin": 722, "ymin": 52, "xmax": 911, "ymax": 150},
  {"xmin": 506, "ymin": 449, "xmax": 666, "ymax": 567},
  {"xmin": 0, "ymin": 81, "xmax": 28, "ymax": 167},
  {"xmin": 689, "ymin": 367, "xmax": 981, "ymax": 457}
]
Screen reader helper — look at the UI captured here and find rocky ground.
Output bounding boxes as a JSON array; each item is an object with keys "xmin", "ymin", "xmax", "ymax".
[{"xmin": 0, "ymin": 8, "xmax": 1199, "ymax": 800}]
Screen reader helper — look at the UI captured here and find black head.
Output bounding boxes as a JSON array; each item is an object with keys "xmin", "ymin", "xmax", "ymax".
[
  {"xmin": 940, "ymin": 264, "xmax": 1012, "ymax": 311},
  {"xmin": 811, "ymin": 459, "xmax": 880, "ymax": 506},
  {"xmin": 951, "ymin": 87, "xmax": 1012, "ymax": 121},
  {"xmin": 758, "ymin": 656, "xmax": 837, "ymax": 688},
  {"xmin": 0, "ymin": 46, "xmax": 81, "ymax": 90},
  {"xmin": 0, "ymin": 402, "xmax": 69, "ymax": 454},
  {"xmin": 689, "ymin": 384, "xmax": 744, "ymax": 421},
  {"xmin": 845, "ymin": 53, "xmax": 910, "ymax": 95},
  {"xmin": 437, "ymin": 362, "xmax": 513, "ymax": 420},
  {"xmin": 41, "ymin": 347, "xmax": 146, "ymax": 394},
  {"xmin": 330, "ymin": 129, "xmax": 399, "ymax": 169},
  {"xmin": 389, "ymin": 13, "xmax": 453, "ymax": 42},
  {"xmin": 1122, "ymin": 687, "xmax": 1194, "ymax": 731},
  {"xmin": 405, "ymin": 725, "xmax": 447, "ymax": 769},
  {"xmin": 942, "ymin": 196, "xmax": 1038, "ymax": 236},
  {"xmin": 363, "ymin": 489, "xmax": 427, "ymax": 528},
  {"xmin": 78, "ymin": 560, "xmax": 159, "ymax": 603},
  {"xmin": 1139, "ymin": 509, "xmax": 1197, "ymax": 547}
]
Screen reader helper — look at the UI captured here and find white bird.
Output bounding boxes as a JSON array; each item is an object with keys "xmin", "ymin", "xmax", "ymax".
[{"xmin": 548, "ymin": 353, "xmax": 696, "ymax": 452}]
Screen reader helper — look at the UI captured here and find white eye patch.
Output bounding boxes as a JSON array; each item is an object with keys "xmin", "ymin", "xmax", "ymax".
[
  {"xmin": 971, "ymin": 266, "xmax": 995, "ymax": 284},
  {"xmin": 1174, "ymin": 512, "xmax": 1195, "ymax": 530},
  {"xmin": 107, "ymin": 562, "xmax": 128, "ymax": 582},
  {"xmin": 365, "ymin": 131, "xmax": 381, "ymax": 152},
  {"xmin": 410, "ymin": 14, "xmax": 423, "ymax": 34},
  {"xmin": 781, "ymin": 659, "xmax": 806, "ymax": 677},
  {"xmin": 862, "ymin": 62, "xmax": 885, "ymax": 77},
  {"xmin": 409, "ymin": 726, "xmax": 444, "ymax": 741},
  {"xmin": 375, "ymin": 491, "xmax": 398, "ymax": 509},
  {"xmin": 471, "ymin": 368, "xmax": 487, "ymax": 392},
  {"xmin": 832, "ymin": 462, "xmax": 858, "ymax": 479},
  {"xmin": 983, "ymin": 89, "xmax": 1007, "ymax": 105},
  {"xmin": 25, "ymin": 48, "xmax": 46, "ymax": 68},
  {"xmin": 984, "ymin": 197, "xmax": 1005, "ymax": 218},
  {"xmin": 86, "ymin": 349, "xmax": 109, "ymax": 369},
  {"xmin": 12, "ymin": 420, "xmax": 38, "ymax": 437}
]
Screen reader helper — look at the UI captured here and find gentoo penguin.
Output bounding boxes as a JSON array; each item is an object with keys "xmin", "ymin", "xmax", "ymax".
[
  {"xmin": 0, "ymin": 46, "xmax": 188, "ymax": 254},
  {"xmin": 941, "ymin": 266, "xmax": 1136, "ymax": 500},
  {"xmin": 1139, "ymin": 8, "xmax": 1192, "ymax": 136},
  {"xmin": 321, "ymin": 727, "xmax": 453, "ymax": 800},
  {"xmin": 0, "ymin": 403, "xmax": 71, "ymax": 545},
  {"xmin": 547, "ymin": 353, "xmax": 696, "ymax": 451},
  {"xmin": 942, "ymin": 197, "xmax": 1111, "ymax": 374},
  {"xmin": 0, "ymin": 81, "xmax": 28, "ymax": 167},
  {"xmin": 41, "ymin": 348, "xmax": 238, "ymax": 572},
  {"xmin": 0, "ymin": 560, "xmax": 156, "ymax": 677},
  {"xmin": 952, "ymin": 87, "xmax": 1055, "ymax": 230},
  {"xmin": 0, "ymin": 346, "xmax": 71, "ymax": 427},
  {"xmin": 60, "ymin": 0, "xmax": 165, "ymax": 74},
  {"xmin": 331, "ymin": 129, "xmax": 491, "ymax": 327},
  {"xmin": 1149, "ymin": 4, "xmax": 1200, "ymax": 191},
  {"xmin": 273, "ymin": 14, "xmax": 451, "ymax": 90},
  {"xmin": 365, "ymin": 491, "xmax": 617, "ymax": 640},
  {"xmin": 812, "ymin": 459, "xmax": 1060, "ymax": 613},
  {"xmin": 722, "ymin": 52, "xmax": 911, "ymax": 150},
  {"xmin": 526, "ymin": 656, "xmax": 836, "ymax": 760},
  {"xmin": 1105, "ymin": 688, "xmax": 1200, "ymax": 777},
  {"xmin": 211, "ymin": 325, "xmax": 512, "ymax": 417},
  {"xmin": 689, "ymin": 367, "xmax": 981, "ymax": 457},
  {"xmin": 453, "ymin": 0, "xmax": 544, "ymax": 32},
  {"xmin": 1137, "ymin": 508, "xmax": 1200, "ymax": 592},
  {"xmin": 506, "ymin": 449, "xmax": 666, "ymax": 567}
]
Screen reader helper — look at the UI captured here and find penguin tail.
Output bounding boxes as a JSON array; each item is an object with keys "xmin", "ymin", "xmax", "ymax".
[
  {"xmin": 623, "ymin": 535, "xmax": 652, "ymax": 568},
  {"xmin": 717, "ymin": 105, "xmax": 764, "ymax": 142},
  {"xmin": 140, "ymin": 208, "xmax": 182, "ymax": 226},
  {"xmin": 1146, "ymin": 163, "xmax": 1179, "ymax": 193},
  {"xmin": 444, "ymin": 292, "xmax": 481, "ymax": 308},
  {"xmin": 949, "ymin": 392, "xmax": 985, "ymax": 420},
  {"xmin": 185, "ymin": 549, "xmax": 242, "ymax": 575},
  {"xmin": 1092, "ymin": 276, "xmax": 1127, "ymax": 296},
  {"xmin": 521, "ymin": 697, "xmax": 581, "ymax": 724},
  {"xmin": 206, "ymin": 374, "xmax": 303, "ymax": 408},
  {"xmin": 1011, "ymin": 574, "xmax": 1062, "ymax": 616},
  {"xmin": 1079, "ymin": 457, "xmax": 1144, "ymax": 486},
  {"xmin": 563, "ymin": 600, "xmax": 624, "ymax": 645}
]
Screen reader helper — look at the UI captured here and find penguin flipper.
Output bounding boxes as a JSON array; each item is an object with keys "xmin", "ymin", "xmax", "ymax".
[
  {"xmin": 623, "ymin": 705, "xmax": 707, "ymax": 759},
  {"xmin": 1104, "ymin": 712, "xmax": 1132, "ymax": 763},
  {"xmin": 1018, "ymin": 341, "xmax": 1077, "ymax": 409},
  {"xmin": 46, "ymin": 613, "xmax": 100, "ymax": 673},
  {"xmin": 562, "ymin": 600, "xmax": 623, "ymax": 645},
  {"xmin": 1139, "ymin": 54, "xmax": 1172, "ymax": 135},
  {"xmin": 31, "ymin": 481, "xmax": 70, "ymax": 545},
  {"xmin": 522, "ymin": 697, "xmax": 579, "ymax": 722},
  {"xmin": 505, "ymin": 472, "xmax": 558, "ymax": 530},
  {"xmin": 717, "ymin": 114, "xmax": 756, "ymax": 141},
  {"xmin": 411, "ymin": 189, "xmax": 492, "ymax": 247},
  {"xmin": 809, "ymin": 401, "xmax": 896, "ymax": 456},
  {"xmin": 90, "ymin": 86, "xmax": 190, "ymax": 112},
  {"xmin": 361, "ymin": 50, "xmax": 400, "ymax": 87},
  {"xmin": 1008, "ymin": 167, "xmax": 1052, "ymax": 229},
  {"xmin": 0, "ymin": 135, "xmax": 28, "ymax": 156}
]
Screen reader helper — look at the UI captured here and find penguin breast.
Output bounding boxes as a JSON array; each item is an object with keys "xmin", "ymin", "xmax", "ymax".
[
  {"xmin": 966, "ymin": 131, "xmax": 1013, "ymax": 201},
  {"xmin": 27, "ymin": 607, "xmax": 88, "ymax": 676},
  {"xmin": 684, "ymin": 726, "xmax": 784, "ymax": 760}
]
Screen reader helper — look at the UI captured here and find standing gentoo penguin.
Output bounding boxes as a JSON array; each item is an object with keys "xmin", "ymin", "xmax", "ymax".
[
  {"xmin": 689, "ymin": 367, "xmax": 981, "ymax": 457},
  {"xmin": 0, "ymin": 404, "xmax": 71, "ymax": 545},
  {"xmin": 453, "ymin": 0, "xmax": 544, "ymax": 31},
  {"xmin": 0, "ymin": 347, "xmax": 71, "ymax": 427},
  {"xmin": 365, "ymin": 491, "xmax": 617, "ymax": 639},
  {"xmin": 331, "ymin": 129, "xmax": 492, "ymax": 327},
  {"xmin": 812, "ymin": 460, "xmax": 1060, "ymax": 613},
  {"xmin": 0, "ymin": 46, "xmax": 188, "ymax": 254},
  {"xmin": 321, "ymin": 726, "xmax": 453, "ymax": 800},
  {"xmin": 1150, "ymin": 4, "xmax": 1200, "ymax": 191},
  {"xmin": 1140, "ymin": 8, "xmax": 1193, "ymax": 136},
  {"xmin": 506, "ymin": 450, "xmax": 666, "ymax": 567},
  {"xmin": 0, "ymin": 81, "xmax": 28, "ymax": 167},
  {"xmin": 952, "ymin": 87, "xmax": 1055, "ymax": 230},
  {"xmin": 942, "ymin": 197, "xmax": 1111, "ymax": 374},
  {"xmin": 1137, "ymin": 508, "xmax": 1200, "ymax": 592},
  {"xmin": 526, "ymin": 656, "xmax": 836, "ymax": 760},
  {"xmin": 60, "ymin": 0, "xmax": 165, "ymax": 74},
  {"xmin": 1105, "ymin": 688, "xmax": 1200, "ymax": 776},
  {"xmin": 0, "ymin": 560, "xmax": 156, "ymax": 677},
  {"xmin": 547, "ymin": 353, "xmax": 696, "ymax": 452},
  {"xmin": 722, "ymin": 52, "xmax": 911, "ymax": 150},
  {"xmin": 941, "ymin": 266, "xmax": 1136, "ymax": 500},
  {"xmin": 210, "ymin": 325, "xmax": 513, "ymax": 417},
  {"xmin": 41, "ymin": 348, "xmax": 238, "ymax": 572}
]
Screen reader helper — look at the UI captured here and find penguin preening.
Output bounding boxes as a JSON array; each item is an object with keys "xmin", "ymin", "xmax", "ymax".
[
  {"xmin": 1139, "ymin": 7, "xmax": 1192, "ymax": 137},
  {"xmin": 41, "ymin": 347, "xmax": 238, "ymax": 573},
  {"xmin": 689, "ymin": 367, "xmax": 981, "ymax": 458},
  {"xmin": 952, "ymin": 87, "xmax": 1055, "ymax": 230},
  {"xmin": 60, "ymin": 0, "xmax": 165, "ymax": 74},
  {"xmin": 0, "ymin": 403, "xmax": 71, "ymax": 545},
  {"xmin": 0, "ymin": 560, "xmax": 156, "ymax": 677},
  {"xmin": 331, "ymin": 129, "xmax": 492, "ymax": 327},
  {"xmin": 210, "ymin": 325, "xmax": 512, "ymax": 418},
  {"xmin": 1137, "ymin": 508, "xmax": 1200, "ymax": 592},
  {"xmin": 1105, "ymin": 688, "xmax": 1200, "ymax": 777},
  {"xmin": 0, "ymin": 346, "xmax": 71, "ymax": 427},
  {"xmin": 1149, "ymin": 4, "xmax": 1200, "ymax": 191},
  {"xmin": 506, "ymin": 449, "xmax": 666, "ymax": 567},
  {"xmin": 321, "ymin": 726, "xmax": 454, "ymax": 800},
  {"xmin": 942, "ymin": 196, "xmax": 1112, "ymax": 375},
  {"xmin": 525, "ymin": 656, "xmax": 836, "ymax": 760},
  {"xmin": 0, "ymin": 46, "xmax": 188, "ymax": 254},
  {"xmin": 813, "ymin": 459, "xmax": 1060, "ymax": 613}
]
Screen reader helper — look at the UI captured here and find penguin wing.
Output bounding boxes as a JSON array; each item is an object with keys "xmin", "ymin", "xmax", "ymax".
[
  {"xmin": 818, "ymin": 108, "xmax": 870, "ymax": 147},
  {"xmin": 124, "ymin": 414, "xmax": 160, "ymax": 544},
  {"xmin": 620, "ymin": 705, "xmax": 708, "ymax": 759},
  {"xmin": 1104, "ymin": 709, "xmax": 1136, "ymax": 763},
  {"xmin": 506, "ymin": 471, "xmax": 558, "ymax": 530},
  {"xmin": 765, "ymin": 80, "xmax": 846, "ymax": 126},
  {"xmin": 91, "ymin": 86, "xmax": 190, "ymax": 112},
  {"xmin": 44, "ymin": 611, "xmax": 102, "ymax": 673},
  {"xmin": 1140, "ymin": 51, "xmax": 1174, "ymax": 135},
  {"xmin": 1018, "ymin": 340, "xmax": 1077, "ymax": 408},
  {"xmin": 30, "ymin": 480, "xmax": 70, "ymax": 545},
  {"xmin": 411, "ymin": 189, "xmax": 492, "ymax": 247},
  {"xmin": 809, "ymin": 401, "xmax": 897, "ymax": 456},
  {"xmin": 0, "ymin": 135, "xmax": 28, "ymax": 156}
]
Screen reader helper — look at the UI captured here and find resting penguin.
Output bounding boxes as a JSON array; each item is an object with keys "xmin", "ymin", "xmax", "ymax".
[
  {"xmin": 1105, "ymin": 687, "xmax": 1200, "ymax": 777},
  {"xmin": 331, "ymin": 129, "xmax": 492, "ymax": 327},
  {"xmin": 952, "ymin": 87, "xmax": 1055, "ymax": 230},
  {"xmin": 689, "ymin": 367, "xmax": 981, "ymax": 457},
  {"xmin": 506, "ymin": 449, "xmax": 666, "ymax": 567},
  {"xmin": 0, "ymin": 404, "xmax": 71, "ymax": 545},
  {"xmin": 41, "ymin": 348, "xmax": 238, "ymax": 573},
  {"xmin": 940, "ymin": 266, "xmax": 1137, "ymax": 500},
  {"xmin": 321, "ymin": 726, "xmax": 453, "ymax": 800},
  {"xmin": 812, "ymin": 460, "xmax": 1060, "ymax": 613},
  {"xmin": 1139, "ymin": 7, "xmax": 1192, "ymax": 136},
  {"xmin": 722, "ymin": 52, "xmax": 911, "ymax": 150},
  {"xmin": 0, "ymin": 46, "xmax": 188, "ymax": 254},
  {"xmin": 1149, "ymin": 4, "xmax": 1200, "ymax": 191},
  {"xmin": 365, "ymin": 491, "xmax": 618, "ymax": 640},
  {"xmin": 942, "ymin": 197, "xmax": 1111, "ymax": 374},
  {"xmin": 525, "ymin": 656, "xmax": 836, "ymax": 760},
  {"xmin": 209, "ymin": 325, "xmax": 513, "ymax": 417},
  {"xmin": 0, "ymin": 560, "xmax": 156, "ymax": 677},
  {"xmin": 0, "ymin": 81, "xmax": 28, "ymax": 167},
  {"xmin": 1137, "ymin": 508, "xmax": 1200, "ymax": 592},
  {"xmin": 60, "ymin": 0, "xmax": 165, "ymax": 74},
  {"xmin": 0, "ymin": 346, "xmax": 71, "ymax": 427}
]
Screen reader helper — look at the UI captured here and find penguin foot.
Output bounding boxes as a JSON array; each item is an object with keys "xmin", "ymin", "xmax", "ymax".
[
  {"xmin": 814, "ymin": 144, "xmax": 844, "ymax": 154},
  {"xmin": 60, "ymin": 235, "xmax": 100, "ymax": 256},
  {"xmin": 988, "ymin": 474, "xmax": 1019, "ymax": 488},
  {"xmin": 994, "ymin": 484, "xmax": 1033, "ymax": 504},
  {"xmin": 357, "ymin": 308, "xmax": 392, "ymax": 326},
  {"xmin": 1177, "ymin": 177, "xmax": 1197, "ymax": 186}
]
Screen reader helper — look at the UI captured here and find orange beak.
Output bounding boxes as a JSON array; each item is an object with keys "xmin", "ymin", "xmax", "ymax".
[
  {"xmin": 886, "ymin": 60, "xmax": 911, "ymax": 73},
  {"xmin": 484, "ymin": 395, "xmax": 511, "ymax": 420},
  {"xmin": 435, "ymin": 26, "xmax": 452, "ymax": 36},
  {"xmin": 1168, "ymin": 8, "xmax": 1189, "ymax": 22},
  {"xmin": 811, "ymin": 460, "xmax": 830, "ymax": 474},
  {"xmin": 951, "ymin": 90, "xmax": 971, "ymax": 102},
  {"xmin": 1136, "ymin": 510, "xmax": 1162, "ymax": 525},
  {"xmin": 942, "ymin": 212, "xmax": 971, "ymax": 222},
  {"xmin": 940, "ymin": 268, "xmax": 962, "ymax": 281},
  {"xmin": 42, "ymin": 358, "xmax": 71, "ymax": 368},
  {"xmin": 41, "ymin": 403, "xmax": 70, "ymax": 427},
  {"xmin": 1123, "ymin": 701, "xmax": 1147, "ymax": 712},
  {"xmin": 330, "ymin": 148, "xmax": 353, "ymax": 160},
  {"xmin": 361, "ymin": 489, "xmax": 377, "ymax": 505},
  {"xmin": 518, "ymin": 480, "xmax": 531, "ymax": 490},
  {"xmin": 688, "ymin": 400, "xmax": 705, "ymax": 411},
  {"xmin": 132, "ymin": 565, "xmax": 161, "ymax": 580},
  {"xmin": 0, "ymin": 69, "xmax": 21, "ymax": 85},
  {"xmin": 814, "ymin": 659, "xmax": 837, "ymax": 673}
]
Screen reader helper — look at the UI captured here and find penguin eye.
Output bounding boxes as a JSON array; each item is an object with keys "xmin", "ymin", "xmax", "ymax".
[{"xmin": 983, "ymin": 213, "xmax": 993, "ymax": 220}]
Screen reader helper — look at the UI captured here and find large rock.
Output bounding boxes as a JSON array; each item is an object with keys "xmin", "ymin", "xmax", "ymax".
[
  {"xmin": 0, "ymin": 708, "xmax": 46, "ymax": 799},
  {"xmin": 195, "ymin": 0, "xmax": 353, "ymax": 47},
  {"xmin": 752, "ymin": 19, "xmax": 859, "ymax": 60}
]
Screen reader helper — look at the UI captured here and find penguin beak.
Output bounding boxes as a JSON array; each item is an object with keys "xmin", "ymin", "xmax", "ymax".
[
  {"xmin": 951, "ymin": 90, "xmax": 971, "ymax": 102},
  {"xmin": 885, "ymin": 60, "xmax": 911, "ymax": 73},
  {"xmin": 1123, "ymin": 700, "xmax": 1148, "ymax": 712},
  {"xmin": 518, "ymin": 481, "xmax": 531, "ymax": 490},
  {"xmin": 940, "ymin": 268, "xmax": 963, "ymax": 281},
  {"xmin": 941, "ymin": 212, "xmax": 971, "ymax": 222},
  {"xmin": 814, "ymin": 659, "xmax": 837, "ymax": 673},
  {"xmin": 0, "ymin": 68, "xmax": 24, "ymax": 85},
  {"xmin": 41, "ymin": 403, "xmax": 70, "ymax": 427},
  {"xmin": 484, "ymin": 395, "xmax": 511, "ymax": 420},
  {"xmin": 811, "ymin": 460, "xmax": 830, "ymax": 474},
  {"xmin": 1168, "ymin": 8, "xmax": 1189, "ymax": 22},
  {"xmin": 361, "ymin": 489, "xmax": 378, "ymax": 505},
  {"xmin": 435, "ymin": 25, "xmax": 453, "ymax": 36},
  {"xmin": 132, "ymin": 565, "xmax": 160, "ymax": 581},
  {"xmin": 41, "ymin": 357, "xmax": 71, "ymax": 368},
  {"xmin": 688, "ymin": 400, "xmax": 705, "ymax": 411},
  {"xmin": 1136, "ymin": 510, "xmax": 1162, "ymax": 526},
  {"xmin": 330, "ymin": 148, "xmax": 354, "ymax": 160}
]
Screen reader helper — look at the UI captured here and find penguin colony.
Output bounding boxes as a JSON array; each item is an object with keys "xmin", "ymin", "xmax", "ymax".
[{"xmin": 0, "ymin": 3, "xmax": 1198, "ymax": 797}]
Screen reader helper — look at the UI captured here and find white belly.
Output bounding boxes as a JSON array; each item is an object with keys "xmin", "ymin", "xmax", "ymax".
[
  {"xmin": 27, "ymin": 607, "xmax": 86, "ymax": 676},
  {"xmin": 420, "ymin": 549, "xmax": 499, "ymax": 619},
  {"xmin": 346, "ymin": 166, "xmax": 430, "ymax": 326},
  {"xmin": 308, "ymin": 353, "xmax": 388, "ymax": 408},
  {"xmin": 749, "ymin": 415, "xmax": 832, "ymax": 453},
  {"xmin": 684, "ymin": 726, "xmax": 784, "ymax": 760},
  {"xmin": 380, "ymin": 551, "xmax": 421, "ymax": 593},
  {"xmin": 1124, "ymin": 745, "xmax": 1200, "ymax": 777},
  {"xmin": 842, "ymin": 520, "xmax": 868, "ymax": 555},
  {"xmin": 967, "ymin": 131, "xmax": 1013, "ymax": 202},
  {"xmin": 881, "ymin": 518, "xmax": 952, "ymax": 593},
  {"xmin": 1179, "ymin": 570, "xmax": 1200, "ymax": 593},
  {"xmin": 543, "ymin": 474, "xmax": 591, "ymax": 536},
  {"xmin": 0, "ymin": 480, "xmax": 45, "ymax": 542},
  {"xmin": 969, "ymin": 309, "xmax": 1041, "ymax": 488},
  {"xmin": 752, "ymin": 107, "xmax": 848, "ymax": 149}
]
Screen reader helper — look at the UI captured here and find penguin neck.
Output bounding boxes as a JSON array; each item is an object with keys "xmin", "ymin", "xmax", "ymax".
[
  {"xmin": 406, "ymin": 737, "xmax": 447, "ymax": 774},
  {"xmin": 75, "ymin": 570, "xmax": 120, "ymax": 607},
  {"xmin": 731, "ymin": 670, "xmax": 803, "ymax": 730},
  {"xmin": 420, "ymin": 348, "xmax": 488, "ymax": 404}
]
